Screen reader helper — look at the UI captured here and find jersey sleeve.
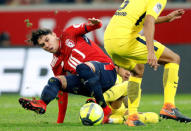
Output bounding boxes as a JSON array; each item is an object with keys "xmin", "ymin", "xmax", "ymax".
[
  {"xmin": 146, "ymin": 0, "xmax": 167, "ymax": 20},
  {"xmin": 51, "ymin": 55, "xmax": 66, "ymax": 76},
  {"xmin": 52, "ymin": 65, "xmax": 65, "ymax": 76},
  {"xmin": 64, "ymin": 22, "xmax": 102, "ymax": 36}
]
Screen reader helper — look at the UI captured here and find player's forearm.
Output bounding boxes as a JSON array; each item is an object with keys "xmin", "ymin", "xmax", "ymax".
[
  {"xmin": 155, "ymin": 15, "xmax": 171, "ymax": 24},
  {"xmin": 144, "ymin": 16, "xmax": 155, "ymax": 54}
]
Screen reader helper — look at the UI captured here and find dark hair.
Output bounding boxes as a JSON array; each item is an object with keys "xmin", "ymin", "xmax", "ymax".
[{"xmin": 29, "ymin": 29, "xmax": 52, "ymax": 45}]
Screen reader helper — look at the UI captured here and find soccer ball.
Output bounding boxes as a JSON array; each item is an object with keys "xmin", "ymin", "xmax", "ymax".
[
  {"xmin": 79, "ymin": 103, "xmax": 104, "ymax": 126},
  {"xmin": 138, "ymin": 112, "xmax": 159, "ymax": 124}
]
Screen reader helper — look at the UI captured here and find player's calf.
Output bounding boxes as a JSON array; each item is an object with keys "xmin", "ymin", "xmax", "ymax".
[
  {"xmin": 40, "ymin": 77, "xmax": 61, "ymax": 105},
  {"xmin": 102, "ymin": 105, "xmax": 112, "ymax": 124}
]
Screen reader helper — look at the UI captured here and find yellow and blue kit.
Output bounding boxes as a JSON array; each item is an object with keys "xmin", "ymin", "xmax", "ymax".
[{"xmin": 104, "ymin": 0, "xmax": 167, "ymax": 70}]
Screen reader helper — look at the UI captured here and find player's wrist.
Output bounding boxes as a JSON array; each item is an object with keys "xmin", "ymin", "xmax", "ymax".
[{"xmin": 166, "ymin": 14, "xmax": 173, "ymax": 22}]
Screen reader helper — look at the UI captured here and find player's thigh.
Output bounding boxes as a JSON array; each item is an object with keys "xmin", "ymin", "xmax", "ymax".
[
  {"xmin": 104, "ymin": 39, "xmax": 134, "ymax": 70},
  {"xmin": 65, "ymin": 75, "xmax": 90, "ymax": 96},
  {"xmin": 109, "ymin": 80, "xmax": 128, "ymax": 97},
  {"xmin": 90, "ymin": 61, "xmax": 117, "ymax": 92},
  {"xmin": 134, "ymin": 35, "xmax": 165, "ymax": 61},
  {"xmin": 114, "ymin": 35, "xmax": 165, "ymax": 63}
]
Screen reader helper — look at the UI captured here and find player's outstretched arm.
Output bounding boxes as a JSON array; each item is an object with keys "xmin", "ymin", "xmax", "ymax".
[
  {"xmin": 144, "ymin": 15, "xmax": 159, "ymax": 71},
  {"xmin": 155, "ymin": 9, "xmax": 185, "ymax": 24},
  {"xmin": 64, "ymin": 17, "xmax": 102, "ymax": 36}
]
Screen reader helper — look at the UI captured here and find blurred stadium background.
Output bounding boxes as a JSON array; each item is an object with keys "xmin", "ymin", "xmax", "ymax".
[{"xmin": 0, "ymin": 0, "xmax": 191, "ymax": 96}]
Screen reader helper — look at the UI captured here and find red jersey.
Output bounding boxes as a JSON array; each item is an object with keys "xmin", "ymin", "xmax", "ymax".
[
  {"xmin": 51, "ymin": 21, "xmax": 115, "ymax": 124},
  {"xmin": 50, "ymin": 22, "xmax": 113, "ymax": 76}
]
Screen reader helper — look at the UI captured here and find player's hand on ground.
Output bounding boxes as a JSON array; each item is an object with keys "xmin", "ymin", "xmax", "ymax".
[
  {"xmin": 147, "ymin": 52, "xmax": 159, "ymax": 71},
  {"xmin": 88, "ymin": 18, "xmax": 101, "ymax": 26},
  {"xmin": 167, "ymin": 9, "xmax": 185, "ymax": 22}
]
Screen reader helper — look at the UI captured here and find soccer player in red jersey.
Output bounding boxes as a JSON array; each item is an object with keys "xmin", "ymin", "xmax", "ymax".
[{"xmin": 19, "ymin": 18, "xmax": 117, "ymax": 124}]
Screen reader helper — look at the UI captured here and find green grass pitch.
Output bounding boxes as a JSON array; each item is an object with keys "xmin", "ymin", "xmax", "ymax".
[{"xmin": 0, "ymin": 94, "xmax": 191, "ymax": 131}]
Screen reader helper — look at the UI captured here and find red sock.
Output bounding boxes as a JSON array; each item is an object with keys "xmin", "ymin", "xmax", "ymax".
[
  {"xmin": 57, "ymin": 91, "xmax": 68, "ymax": 123},
  {"xmin": 102, "ymin": 105, "xmax": 111, "ymax": 124}
]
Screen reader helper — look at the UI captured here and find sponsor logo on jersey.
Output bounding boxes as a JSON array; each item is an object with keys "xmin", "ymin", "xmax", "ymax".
[
  {"xmin": 154, "ymin": 3, "xmax": 162, "ymax": 14},
  {"xmin": 65, "ymin": 39, "xmax": 75, "ymax": 48},
  {"xmin": 114, "ymin": 11, "xmax": 127, "ymax": 16}
]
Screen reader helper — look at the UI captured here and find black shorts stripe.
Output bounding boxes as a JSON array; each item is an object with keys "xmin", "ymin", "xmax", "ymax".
[
  {"xmin": 136, "ymin": 37, "xmax": 158, "ymax": 51},
  {"xmin": 84, "ymin": 25, "xmax": 88, "ymax": 32}
]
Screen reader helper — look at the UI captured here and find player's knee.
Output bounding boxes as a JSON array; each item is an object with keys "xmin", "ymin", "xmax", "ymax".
[
  {"xmin": 160, "ymin": 48, "xmax": 181, "ymax": 65},
  {"xmin": 110, "ymin": 98, "xmax": 123, "ymax": 109},
  {"xmin": 166, "ymin": 52, "xmax": 180, "ymax": 64},
  {"xmin": 172, "ymin": 53, "xmax": 180, "ymax": 64},
  {"xmin": 48, "ymin": 77, "xmax": 62, "ymax": 87},
  {"xmin": 43, "ymin": 77, "xmax": 61, "ymax": 95},
  {"xmin": 132, "ymin": 64, "xmax": 144, "ymax": 77},
  {"xmin": 111, "ymin": 102, "xmax": 122, "ymax": 109},
  {"xmin": 56, "ymin": 76, "xmax": 67, "ymax": 89}
]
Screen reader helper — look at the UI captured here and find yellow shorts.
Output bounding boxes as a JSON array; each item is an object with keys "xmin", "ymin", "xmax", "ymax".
[{"xmin": 104, "ymin": 35, "xmax": 165, "ymax": 70}]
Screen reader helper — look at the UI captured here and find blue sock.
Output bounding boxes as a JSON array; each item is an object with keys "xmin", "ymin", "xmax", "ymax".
[{"xmin": 40, "ymin": 77, "xmax": 61, "ymax": 105}]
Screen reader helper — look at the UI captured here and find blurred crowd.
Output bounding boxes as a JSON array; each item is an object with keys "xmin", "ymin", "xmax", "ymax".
[
  {"xmin": 0, "ymin": 0, "xmax": 190, "ymax": 5},
  {"xmin": 0, "ymin": 0, "xmax": 190, "ymax": 47},
  {"xmin": 0, "ymin": 0, "xmax": 123, "ymax": 5}
]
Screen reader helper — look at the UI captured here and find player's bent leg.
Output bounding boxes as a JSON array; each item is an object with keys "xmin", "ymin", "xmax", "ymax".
[
  {"xmin": 76, "ymin": 63, "xmax": 113, "ymax": 124},
  {"xmin": 109, "ymin": 112, "xmax": 159, "ymax": 125},
  {"xmin": 41, "ymin": 77, "xmax": 62, "ymax": 105},
  {"xmin": 158, "ymin": 47, "xmax": 191, "ymax": 122},
  {"xmin": 76, "ymin": 63, "xmax": 107, "ymax": 107},
  {"xmin": 19, "ymin": 77, "xmax": 62, "ymax": 114},
  {"xmin": 158, "ymin": 47, "xmax": 180, "ymax": 106},
  {"xmin": 158, "ymin": 47, "xmax": 180, "ymax": 65},
  {"xmin": 104, "ymin": 80, "xmax": 128, "ymax": 102},
  {"xmin": 124, "ymin": 64, "xmax": 144, "ymax": 126}
]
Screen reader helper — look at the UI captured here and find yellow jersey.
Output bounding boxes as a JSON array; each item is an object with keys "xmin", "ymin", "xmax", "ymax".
[{"xmin": 104, "ymin": 0, "xmax": 167, "ymax": 40}]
